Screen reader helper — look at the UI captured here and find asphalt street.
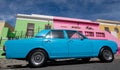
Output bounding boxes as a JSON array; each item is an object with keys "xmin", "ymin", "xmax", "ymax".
[{"xmin": 1, "ymin": 59, "xmax": 120, "ymax": 70}]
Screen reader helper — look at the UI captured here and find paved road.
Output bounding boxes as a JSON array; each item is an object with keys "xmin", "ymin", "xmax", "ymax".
[{"xmin": 1, "ymin": 59, "xmax": 120, "ymax": 70}]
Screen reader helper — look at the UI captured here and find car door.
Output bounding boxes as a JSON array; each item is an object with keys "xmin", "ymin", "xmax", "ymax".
[
  {"xmin": 43, "ymin": 30, "xmax": 68, "ymax": 58},
  {"xmin": 66, "ymin": 31, "xmax": 93, "ymax": 57}
]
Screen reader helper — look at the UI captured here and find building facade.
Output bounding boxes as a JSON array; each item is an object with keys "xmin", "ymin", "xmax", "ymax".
[
  {"xmin": 0, "ymin": 21, "xmax": 14, "ymax": 38},
  {"xmin": 16, "ymin": 14, "xmax": 106, "ymax": 39},
  {"xmin": 97, "ymin": 19, "xmax": 120, "ymax": 39},
  {"xmin": 15, "ymin": 14, "xmax": 53, "ymax": 38},
  {"xmin": 53, "ymin": 16, "xmax": 106, "ymax": 39},
  {"xmin": 0, "ymin": 21, "xmax": 14, "ymax": 58}
]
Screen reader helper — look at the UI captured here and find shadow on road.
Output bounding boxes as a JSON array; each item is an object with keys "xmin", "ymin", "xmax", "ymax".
[{"xmin": 47, "ymin": 59, "xmax": 101, "ymax": 66}]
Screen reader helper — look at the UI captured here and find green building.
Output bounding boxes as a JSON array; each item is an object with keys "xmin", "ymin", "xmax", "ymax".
[
  {"xmin": 15, "ymin": 14, "xmax": 53, "ymax": 38},
  {"xmin": 0, "ymin": 14, "xmax": 53, "ymax": 58},
  {"xmin": 0, "ymin": 21, "xmax": 14, "ymax": 58}
]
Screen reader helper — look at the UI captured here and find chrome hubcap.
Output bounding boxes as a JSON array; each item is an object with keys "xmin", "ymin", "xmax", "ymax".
[
  {"xmin": 31, "ymin": 52, "xmax": 45, "ymax": 65},
  {"xmin": 103, "ymin": 50, "xmax": 112, "ymax": 60}
]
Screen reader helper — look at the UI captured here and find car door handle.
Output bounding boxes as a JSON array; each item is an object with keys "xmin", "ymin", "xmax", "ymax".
[{"xmin": 44, "ymin": 40, "xmax": 51, "ymax": 42}]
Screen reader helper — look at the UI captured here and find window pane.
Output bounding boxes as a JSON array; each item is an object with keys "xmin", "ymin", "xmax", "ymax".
[
  {"xmin": 46, "ymin": 32, "xmax": 52, "ymax": 38},
  {"xmin": 71, "ymin": 33, "xmax": 80, "ymax": 39},
  {"xmin": 45, "ymin": 24, "xmax": 51, "ymax": 29},
  {"xmin": 85, "ymin": 31, "xmax": 94, "ymax": 37},
  {"xmin": 28, "ymin": 30, "xmax": 33, "ymax": 35},
  {"xmin": 26, "ymin": 23, "xmax": 34, "ymax": 36},
  {"xmin": 28, "ymin": 23, "xmax": 34, "ymax": 29},
  {"xmin": 52, "ymin": 30, "xmax": 64, "ymax": 38},
  {"xmin": 104, "ymin": 27, "xmax": 110, "ymax": 33},
  {"xmin": 66, "ymin": 31, "xmax": 83, "ymax": 39},
  {"xmin": 114, "ymin": 28, "xmax": 119, "ymax": 33},
  {"xmin": 66, "ymin": 31, "xmax": 75, "ymax": 38},
  {"xmin": 96, "ymin": 32, "xmax": 105, "ymax": 37},
  {"xmin": 46, "ymin": 30, "xmax": 64, "ymax": 39}
]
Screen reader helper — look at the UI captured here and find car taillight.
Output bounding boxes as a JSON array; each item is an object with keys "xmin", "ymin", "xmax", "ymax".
[{"xmin": 3, "ymin": 46, "xmax": 6, "ymax": 51}]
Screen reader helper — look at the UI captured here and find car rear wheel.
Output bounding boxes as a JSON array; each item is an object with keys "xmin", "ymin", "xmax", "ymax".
[
  {"xmin": 28, "ymin": 49, "xmax": 47, "ymax": 68},
  {"xmin": 99, "ymin": 47, "xmax": 114, "ymax": 62}
]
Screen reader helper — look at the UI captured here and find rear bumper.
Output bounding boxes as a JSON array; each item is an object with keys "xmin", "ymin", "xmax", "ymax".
[{"xmin": 1, "ymin": 53, "xmax": 6, "ymax": 56}]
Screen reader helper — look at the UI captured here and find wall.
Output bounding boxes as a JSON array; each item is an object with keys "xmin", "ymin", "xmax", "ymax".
[
  {"xmin": 1, "ymin": 27, "xmax": 9, "ymax": 37},
  {"xmin": 0, "ymin": 24, "xmax": 9, "ymax": 48},
  {"xmin": 0, "ymin": 21, "xmax": 14, "ymax": 58},
  {"xmin": 15, "ymin": 19, "xmax": 53, "ymax": 37},
  {"xmin": 99, "ymin": 24, "xmax": 120, "ymax": 39},
  {"xmin": 53, "ymin": 17, "xmax": 106, "ymax": 39},
  {"xmin": 0, "ymin": 26, "xmax": 9, "ymax": 58},
  {"xmin": 0, "ymin": 22, "xmax": 5, "ymax": 35}
]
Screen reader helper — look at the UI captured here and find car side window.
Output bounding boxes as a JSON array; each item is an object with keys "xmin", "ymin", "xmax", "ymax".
[
  {"xmin": 66, "ymin": 31, "xmax": 83, "ymax": 39},
  {"xmin": 46, "ymin": 30, "xmax": 64, "ymax": 39}
]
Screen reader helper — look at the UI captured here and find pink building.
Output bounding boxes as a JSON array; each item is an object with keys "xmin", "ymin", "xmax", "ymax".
[
  {"xmin": 53, "ymin": 17, "xmax": 106, "ymax": 39},
  {"xmin": 53, "ymin": 16, "xmax": 120, "ymax": 53}
]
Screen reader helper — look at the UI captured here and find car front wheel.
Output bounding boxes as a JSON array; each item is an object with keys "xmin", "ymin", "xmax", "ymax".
[
  {"xmin": 28, "ymin": 49, "xmax": 47, "ymax": 68},
  {"xmin": 99, "ymin": 47, "xmax": 114, "ymax": 62}
]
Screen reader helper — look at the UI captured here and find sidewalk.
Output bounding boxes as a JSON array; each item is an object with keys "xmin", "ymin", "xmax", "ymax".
[
  {"xmin": 114, "ymin": 54, "xmax": 120, "ymax": 59},
  {"xmin": 0, "ymin": 59, "xmax": 28, "ymax": 68}
]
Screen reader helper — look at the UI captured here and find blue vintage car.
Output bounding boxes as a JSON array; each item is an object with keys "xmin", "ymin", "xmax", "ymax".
[{"xmin": 2, "ymin": 29, "xmax": 118, "ymax": 67}]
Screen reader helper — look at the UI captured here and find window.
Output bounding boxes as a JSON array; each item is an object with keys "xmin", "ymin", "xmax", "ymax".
[
  {"xmin": 45, "ymin": 24, "xmax": 51, "ymax": 29},
  {"xmin": 114, "ymin": 27, "xmax": 119, "ymax": 33},
  {"xmin": 86, "ymin": 26, "xmax": 93, "ymax": 30},
  {"xmin": 96, "ymin": 32, "xmax": 105, "ymax": 37},
  {"xmin": 105, "ymin": 27, "xmax": 110, "ymax": 33},
  {"xmin": 85, "ymin": 31, "xmax": 94, "ymax": 37},
  {"xmin": 26, "ymin": 23, "xmax": 34, "ymax": 37},
  {"xmin": 66, "ymin": 31, "xmax": 83, "ymax": 39},
  {"xmin": 46, "ymin": 30, "xmax": 64, "ymax": 39},
  {"xmin": 71, "ymin": 26, "xmax": 80, "ymax": 29},
  {"xmin": 79, "ymin": 31, "xmax": 83, "ymax": 34}
]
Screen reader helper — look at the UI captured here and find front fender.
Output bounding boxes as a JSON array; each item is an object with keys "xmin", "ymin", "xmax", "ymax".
[{"xmin": 92, "ymin": 40, "xmax": 118, "ymax": 56}]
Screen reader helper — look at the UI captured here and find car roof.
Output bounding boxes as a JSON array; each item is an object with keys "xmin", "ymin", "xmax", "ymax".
[{"xmin": 44, "ymin": 29, "xmax": 78, "ymax": 32}]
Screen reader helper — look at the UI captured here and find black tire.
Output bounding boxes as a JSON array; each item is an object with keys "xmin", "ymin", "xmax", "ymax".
[
  {"xmin": 99, "ymin": 47, "xmax": 114, "ymax": 62},
  {"xmin": 81, "ymin": 58, "xmax": 91, "ymax": 63},
  {"xmin": 28, "ymin": 49, "xmax": 47, "ymax": 68},
  {"xmin": 48, "ymin": 59, "xmax": 56, "ymax": 62}
]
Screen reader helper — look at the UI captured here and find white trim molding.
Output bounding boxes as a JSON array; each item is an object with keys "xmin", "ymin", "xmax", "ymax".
[{"xmin": 17, "ymin": 14, "xmax": 53, "ymax": 21}]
